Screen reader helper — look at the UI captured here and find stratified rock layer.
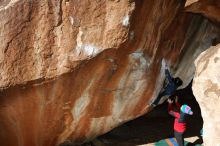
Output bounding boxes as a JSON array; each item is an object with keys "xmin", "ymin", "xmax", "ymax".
[
  {"xmin": 193, "ymin": 44, "xmax": 220, "ymax": 146},
  {"xmin": 185, "ymin": 0, "xmax": 220, "ymax": 24},
  {"xmin": 0, "ymin": 0, "xmax": 220, "ymax": 146}
]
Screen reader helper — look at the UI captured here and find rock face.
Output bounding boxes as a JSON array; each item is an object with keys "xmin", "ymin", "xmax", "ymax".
[
  {"xmin": 0, "ymin": 0, "xmax": 134, "ymax": 88},
  {"xmin": 185, "ymin": 0, "xmax": 220, "ymax": 24},
  {"xmin": 193, "ymin": 44, "xmax": 220, "ymax": 146},
  {"xmin": 0, "ymin": 0, "xmax": 220, "ymax": 146}
]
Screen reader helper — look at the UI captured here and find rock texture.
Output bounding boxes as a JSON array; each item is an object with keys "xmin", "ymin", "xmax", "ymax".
[
  {"xmin": 0, "ymin": 0, "xmax": 134, "ymax": 88},
  {"xmin": 193, "ymin": 44, "xmax": 220, "ymax": 146},
  {"xmin": 0, "ymin": 0, "xmax": 220, "ymax": 146},
  {"xmin": 185, "ymin": 0, "xmax": 220, "ymax": 24}
]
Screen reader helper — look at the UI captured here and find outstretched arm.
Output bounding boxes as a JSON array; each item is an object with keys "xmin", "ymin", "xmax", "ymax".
[
  {"xmin": 162, "ymin": 59, "xmax": 173, "ymax": 83},
  {"xmin": 165, "ymin": 69, "xmax": 173, "ymax": 83},
  {"xmin": 168, "ymin": 99, "xmax": 180, "ymax": 118},
  {"xmin": 175, "ymin": 96, "xmax": 181, "ymax": 109},
  {"xmin": 167, "ymin": 99, "xmax": 173, "ymax": 110}
]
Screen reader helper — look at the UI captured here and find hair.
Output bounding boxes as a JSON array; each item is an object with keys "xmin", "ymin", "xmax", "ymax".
[{"xmin": 174, "ymin": 77, "xmax": 183, "ymax": 87}]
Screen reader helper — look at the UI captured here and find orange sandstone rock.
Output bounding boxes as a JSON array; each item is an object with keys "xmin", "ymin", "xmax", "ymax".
[{"xmin": 0, "ymin": 0, "xmax": 220, "ymax": 146}]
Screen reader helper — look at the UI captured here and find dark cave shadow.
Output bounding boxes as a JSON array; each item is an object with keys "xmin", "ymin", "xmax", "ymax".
[{"xmin": 95, "ymin": 84, "xmax": 204, "ymax": 146}]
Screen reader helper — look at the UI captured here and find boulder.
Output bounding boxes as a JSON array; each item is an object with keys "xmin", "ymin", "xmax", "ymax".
[
  {"xmin": 0, "ymin": 0, "xmax": 220, "ymax": 146},
  {"xmin": 185, "ymin": 0, "xmax": 220, "ymax": 24},
  {"xmin": 193, "ymin": 44, "xmax": 220, "ymax": 146}
]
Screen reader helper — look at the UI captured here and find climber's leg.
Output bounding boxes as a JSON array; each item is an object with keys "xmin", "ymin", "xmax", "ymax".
[{"xmin": 151, "ymin": 91, "xmax": 167, "ymax": 107}]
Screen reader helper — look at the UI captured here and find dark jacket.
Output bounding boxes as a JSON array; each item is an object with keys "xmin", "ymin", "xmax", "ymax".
[{"xmin": 164, "ymin": 69, "xmax": 177, "ymax": 95}]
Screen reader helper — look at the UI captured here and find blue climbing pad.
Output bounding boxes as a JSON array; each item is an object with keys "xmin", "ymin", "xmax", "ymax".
[{"xmin": 154, "ymin": 138, "xmax": 202, "ymax": 146}]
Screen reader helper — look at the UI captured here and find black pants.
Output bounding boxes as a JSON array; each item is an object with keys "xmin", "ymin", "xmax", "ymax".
[
  {"xmin": 174, "ymin": 131, "xmax": 184, "ymax": 146},
  {"xmin": 152, "ymin": 91, "xmax": 167, "ymax": 105}
]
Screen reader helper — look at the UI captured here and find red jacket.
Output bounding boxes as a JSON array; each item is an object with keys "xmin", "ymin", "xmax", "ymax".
[{"xmin": 168, "ymin": 102, "xmax": 186, "ymax": 133}]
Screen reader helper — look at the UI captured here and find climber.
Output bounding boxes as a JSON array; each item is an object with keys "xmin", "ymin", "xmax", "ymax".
[
  {"xmin": 167, "ymin": 97, "xmax": 193, "ymax": 146},
  {"xmin": 151, "ymin": 60, "xmax": 183, "ymax": 107}
]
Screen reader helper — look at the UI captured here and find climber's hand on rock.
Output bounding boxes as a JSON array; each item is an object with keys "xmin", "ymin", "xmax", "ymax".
[
  {"xmin": 162, "ymin": 59, "xmax": 166, "ymax": 68},
  {"xmin": 162, "ymin": 59, "xmax": 169, "ymax": 70}
]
